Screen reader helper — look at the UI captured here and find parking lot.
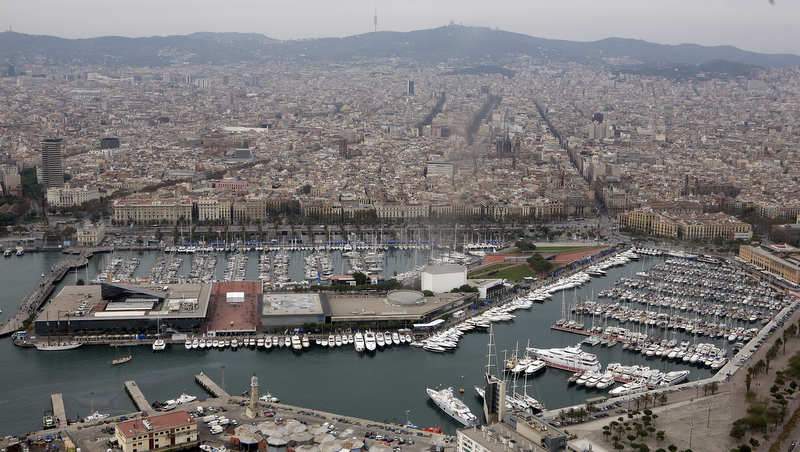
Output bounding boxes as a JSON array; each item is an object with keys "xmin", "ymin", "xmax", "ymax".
[{"xmin": 6, "ymin": 395, "xmax": 450, "ymax": 452}]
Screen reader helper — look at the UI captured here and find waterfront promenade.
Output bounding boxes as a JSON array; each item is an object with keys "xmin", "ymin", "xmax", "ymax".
[{"xmin": 0, "ymin": 250, "xmax": 91, "ymax": 338}]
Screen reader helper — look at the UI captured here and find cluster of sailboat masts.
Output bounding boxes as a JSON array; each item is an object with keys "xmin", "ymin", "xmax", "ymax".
[
  {"xmin": 164, "ymin": 241, "xmax": 449, "ymax": 254},
  {"xmin": 183, "ymin": 330, "xmax": 416, "ymax": 353},
  {"xmin": 566, "ymin": 298, "xmax": 766, "ymax": 339},
  {"xmin": 92, "ymin": 256, "xmax": 140, "ymax": 284}
]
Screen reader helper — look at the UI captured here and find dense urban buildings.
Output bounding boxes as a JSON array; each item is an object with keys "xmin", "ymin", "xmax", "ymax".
[{"xmin": 0, "ymin": 38, "xmax": 798, "ymax": 247}]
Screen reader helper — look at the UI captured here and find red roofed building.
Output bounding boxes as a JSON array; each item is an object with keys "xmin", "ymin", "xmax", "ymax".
[{"xmin": 115, "ymin": 411, "xmax": 198, "ymax": 452}]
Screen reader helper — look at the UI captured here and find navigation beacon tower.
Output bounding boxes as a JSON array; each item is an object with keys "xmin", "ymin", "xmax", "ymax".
[
  {"xmin": 374, "ymin": 5, "xmax": 377, "ymax": 32},
  {"xmin": 245, "ymin": 374, "xmax": 264, "ymax": 418}
]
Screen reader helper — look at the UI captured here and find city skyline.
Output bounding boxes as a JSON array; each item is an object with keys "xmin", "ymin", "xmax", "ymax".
[{"xmin": 2, "ymin": 0, "xmax": 800, "ymax": 56}]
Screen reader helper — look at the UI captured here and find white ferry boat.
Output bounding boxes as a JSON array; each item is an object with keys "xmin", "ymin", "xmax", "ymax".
[
  {"xmin": 426, "ymin": 387, "xmax": 478, "ymax": 427},
  {"xmin": 526, "ymin": 344, "xmax": 602, "ymax": 373}
]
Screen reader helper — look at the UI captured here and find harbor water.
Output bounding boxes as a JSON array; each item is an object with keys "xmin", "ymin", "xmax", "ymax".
[{"xmin": 0, "ymin": 250, "xmax": 725, "ymax": 436}]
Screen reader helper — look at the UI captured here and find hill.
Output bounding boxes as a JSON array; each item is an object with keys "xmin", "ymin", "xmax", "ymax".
[{"xmin": 1, "ymin": 26, "xmax": 798, "ymax": 69}]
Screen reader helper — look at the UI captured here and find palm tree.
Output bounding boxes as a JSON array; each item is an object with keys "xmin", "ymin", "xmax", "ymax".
[
  {"xmin": 642, "ymin": 393, "xmax": 654, "ymax": 408},
  {"xmin": 708, "ymin": 381, "xmax": 719, "ymax": 394}
]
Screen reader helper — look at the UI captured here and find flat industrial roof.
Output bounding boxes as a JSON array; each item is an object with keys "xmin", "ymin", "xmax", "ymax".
[
  {"xmin": 327, "ymin": 292, "xmax": 473, "ymax": 323},
  {"xmin": 39, "ymin": 283, "xmax": 210, "ymax": 322},
  {"xmin": 262, "ymin": 293, "xmax": 324, "ymax": 316}
]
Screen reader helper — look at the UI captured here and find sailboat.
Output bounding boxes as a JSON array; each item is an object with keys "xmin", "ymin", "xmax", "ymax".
[
  {"xmin": 36, "ymin": 311, "xmax": 81, "ymax": 351},
  {"xmin": 112, "ymin": 347, "xmax": 132, "ymax": 365},
  {"xmin": 152, "ymin": 315, "xmax": 166, "ymax": 351}
]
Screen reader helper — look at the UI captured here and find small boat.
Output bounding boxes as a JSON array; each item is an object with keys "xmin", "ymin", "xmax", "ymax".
[
  {"xmin": 83, "ymin": 411, "xmax": 110, "ymax": 422},
  {"xmin": 112, "ymin": 354, "xmax": 132, "ymax": 365}
]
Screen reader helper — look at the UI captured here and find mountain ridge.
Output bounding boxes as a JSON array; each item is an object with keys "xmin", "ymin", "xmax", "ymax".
[{"xmin": 1, "ymin": 26, "xmax": 798, "ymax": 69}]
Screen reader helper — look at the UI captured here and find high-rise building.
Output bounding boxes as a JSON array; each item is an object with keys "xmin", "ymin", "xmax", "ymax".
[
  {"xmin": 100, "ymin": 137, "xmax": 120, "ymax": 149},
  {"xmin": 407, "ymin": 80, "xmax": 414, "ymax": 95},
  {"xmin": 40, "ymin": 138, "xmax": 64, "ymax": 189},
  {"xmin": 7, "ymin": 65, "xmax": 15, "ymax": 77}
]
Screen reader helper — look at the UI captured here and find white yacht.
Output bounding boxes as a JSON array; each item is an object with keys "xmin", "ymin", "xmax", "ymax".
[
  {"xmin": 527, "ymin": 344, "xmax": 602, "ymax": 373},
  {"xmin": 354, "ymin": 331, "xmax": 365, "ymax": 353},
  {"xmin": 364, "ymin": 331, "xmax": 377, "ymax": 351},
  {"xmin": 658, "ymin": 370, "xmax": 690, "ymax": 387},
  {"xmin": 291, "ymin": 335, "xmax": 302, "ymax": 351},
  {"xmin": 609, "ymin": 381, "xmax": 648, "ymax": 396},
  {"xmin": 426, "ymin": 387, "xmax": 478, "ymax": 427},
  {"xmin": 525, "ymin": 359, "xmax": 547, "ymax": 375}
]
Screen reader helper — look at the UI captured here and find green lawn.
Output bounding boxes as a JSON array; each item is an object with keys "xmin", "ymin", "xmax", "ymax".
[
  {"xmin": 491, "ymin": 264, "xmax": 536, "ymax": 280},
  {"xmin": 469, "ymin": 263, "xmax": 535, "ymax": 280}
]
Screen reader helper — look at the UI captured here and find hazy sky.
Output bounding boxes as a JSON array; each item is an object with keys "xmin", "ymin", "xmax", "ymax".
[{"xmin": 4, "ymin": 0, "xmax": 800, "ymax": 56}]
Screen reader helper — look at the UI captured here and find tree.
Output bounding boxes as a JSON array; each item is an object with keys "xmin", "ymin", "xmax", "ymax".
[
  {"xmin": 730, "ymin": 425, "xmax": 745, "ymax": 441},
  {"xmin": 745, "ymin": 373, "xmax": 752, "ymax": 391},
  {"xmin": 708, "ymin": 381, "xmax": 719, "ymax": 394},
  {"xmin": 656, "ymin": 430, "xmax": 665, "ymax": 445},
  {"xmin": 76, "ymin": 278, "xmax": 85, "ymax": 285},
  {"xmin": 352, "ymin": 272, "xmax": 367, "ymax": 286}
]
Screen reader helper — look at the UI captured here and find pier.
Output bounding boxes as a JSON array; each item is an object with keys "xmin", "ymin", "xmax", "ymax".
[
  {"xmin": 0, "ymin": 250, "xmax": 91, "ymax": 338},
  {"xmin": 195, "ymin": 373, "xmax": 229, "ymax": 399},
  {"xmin": 123, "ymin": 380, "xmax": 150, "ymax": 413},
  {"xmin": 51, "ymin": 393, "xmax": 67, "ymax": 426}
]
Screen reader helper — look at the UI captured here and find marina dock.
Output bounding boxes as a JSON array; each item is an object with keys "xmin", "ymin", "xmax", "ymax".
[
  {"xmin": 123, "ymin": 380, "xmax": 150, "ymax": 413},
  {"xmin": 51, "ymin": 393, "xmax": 67, "ymax": 426},
  {"xmin": 195, "ymin": 373, "xmax": 229, "ymax": 398}
]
